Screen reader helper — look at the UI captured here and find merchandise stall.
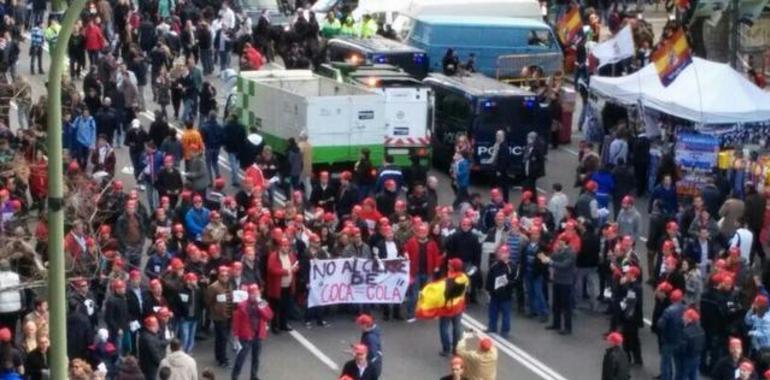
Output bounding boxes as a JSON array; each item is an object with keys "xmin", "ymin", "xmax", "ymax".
[{"xmin": 588, "ymin": 57, "xmax": 770, "ymax": 196}]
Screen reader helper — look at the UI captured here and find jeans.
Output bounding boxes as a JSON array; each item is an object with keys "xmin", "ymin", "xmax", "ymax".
[
  {"xmin": 701, "ymin": 332, "xmax": 725, "ymax": 373},
  {"xmin": 88, "ymin": 50, "xmax": 100, "ymax": 68},
  {"xmin": 17, "ymin": 103, "xmax": 30, "ymax": 130},
  {"xmin": 439, "ymin": 314, "xmax": 462, "ymax": 354},
  {"xmin": 73, "ymin": 142, "xmax": 91, "ymax": 169},
  {"xmin": 660, "ymin": 344, "xmax": 676, "ymax": 380},
  {"xmin": 676, "ymin": 356, "xmax": 699, "ymax": 380},
  {"xmin": 205, "ymin": 149, "xmax": 221, "ymax": 181},
  {"xmin": 525, "ymin": 273, "xmax": 547, "ymax": 316},
  {"xmin": 406, "ymin": 274, "xmax": 430, "ymax": 319},
  {"xmin": 129, "ymin": 151, "xmax": 144, "ymax": 180},
  {"xmin": 269, "ymin": 288, "xmax": 293, "ymax": 330},
  {"xmin": 219, "ymin": 50, "xmax": 231, "ymax": 71},
  {"xmin": 213, "ymin": 320, "xmax": 231, "ymax": 365},
  {"xmin": 125, "ymin": 244, "xmax": 143, "ymax": 270},
  {"xmin": 231, "ymin": 338, "xmax": 262, "ymax": 380},
  {"xmin": 227, "ymin": 152, "xmax": 241, "ymax": 185},
  {"xmin": 182, "ymin": 97, "xmax": 198, "ymax": 123},
  {"xmin": 178, "ymin": 318, "xmax": 198, "ymax": 353},
  {"xmin": 488, "ymin": 298, "xmax": 512, "ymax": 335},
  {"xmin": 200, "ymin": 49, "xmax": 214, "ymax": 74},
  {"xmin": 30, "ymin": 46, "xmax": 43, "ymax": 74},
  {"xmin": 145, "ymin": 180, "xmax": 158, "ymax": 210},
  {"xmin": 551, "ymin": 283, "xmax": 572, "ymax": 332},
  {"xmin": 574, "ymin": 267, "xmax": 599, "ymax": 311}
]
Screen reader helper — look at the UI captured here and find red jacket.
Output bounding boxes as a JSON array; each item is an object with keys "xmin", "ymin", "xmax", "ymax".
[
  {"xmin": 244, "ymin": 165, "xmax": 266, "ymax": 189},
  {"xmin": 232, "ymin": 300, "xmax": 273, "ymax": 340},
  {"xmin": 64, "ymin": 232, "xmax": 87, "ymax": 260},
  {"xmin": 266, "ymin": 251, "xmax": 297, "ymax": 299},
  {"xmin": 403, "ymin": 237, "xmax": 442, "ymax": 283},
  {"xmin": 84, "ymin": 24, "xmax": 105, "ymax": 52}
]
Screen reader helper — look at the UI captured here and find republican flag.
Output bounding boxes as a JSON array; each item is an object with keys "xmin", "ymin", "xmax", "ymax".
[
  {"xmin": 651, "ymin": 27, "xmax": 693, "ymax": 87},
  {"xmin": 415, "ymin": 274, "xmax": 469, "ymax": 320},
  {"xmin": 557, "ymin": 7, "xmax": 583, "ymax": 46}
]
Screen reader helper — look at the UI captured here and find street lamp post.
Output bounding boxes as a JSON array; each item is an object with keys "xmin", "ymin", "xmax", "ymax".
[{"xmin": 46, "ymin": 0, "xmax": 87, "ymax": 378}]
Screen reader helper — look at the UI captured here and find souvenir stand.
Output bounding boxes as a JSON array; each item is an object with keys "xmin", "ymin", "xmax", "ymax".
[{"xmin": 588, "ymin": 57, "xmax": 770, "ymax": 197}]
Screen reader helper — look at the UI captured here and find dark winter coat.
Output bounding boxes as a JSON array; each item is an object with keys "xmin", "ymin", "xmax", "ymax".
[{"xmin": 601, "ymin": 346, "xmax": 630, "ymax": 380}]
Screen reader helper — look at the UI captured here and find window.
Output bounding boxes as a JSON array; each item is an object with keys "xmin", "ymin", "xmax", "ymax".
[{"xmin": 528, "ymin": 29, "xmax": 554, "ymax": 48}]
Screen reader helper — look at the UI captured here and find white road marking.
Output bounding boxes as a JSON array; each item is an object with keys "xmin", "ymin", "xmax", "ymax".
[
  {"xmin": 289, "ymin": 330, "xmax": 341, "ymax": 371},
  {"xmin": 462, "ymin": 314, "xmax": 569, "ymax": 380},
  {"xmin": 644, "ymin": 318, "xmax": 652, "ymax": 326},
  {"xmin": 561, "ymin": 147, "xmax": 579, "ymax": 157}
]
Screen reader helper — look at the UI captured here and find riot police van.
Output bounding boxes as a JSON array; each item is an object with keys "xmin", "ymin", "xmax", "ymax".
[{"xmin": 423, "ymin": 72, "xmax": 549, "ymax": 176}]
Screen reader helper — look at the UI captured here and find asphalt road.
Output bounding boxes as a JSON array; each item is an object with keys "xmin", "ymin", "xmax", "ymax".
[{"xmin": 15, "ymin": 15, "xmax": 675, "ymax": 379}]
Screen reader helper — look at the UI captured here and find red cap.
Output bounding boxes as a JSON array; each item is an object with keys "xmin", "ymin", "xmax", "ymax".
[
  {"xmin": 755, "ymin": 295, "xmax": 769, "ymax": 308},
  {"xmin": 324, "ymin": 212, "xmax": 336, "ymax": 222},
  {"xmin": 666, "ymin": 221, "xmax": 679, "ymax": 231},
  {"xmin": 144, "ymin": 316, "xmax": 159, "ymax": 328},
  {"xmin": 606, "ymin": 332, "xmax": 623, "ymax": 346},
  {"xmin": 113, "ymin": 180, "xmax": 124, "ymax": 190},
  {"xmin": 247, "ymin": 284, "xmax": 260, "ymax": 294},
  {"xmin": 149, "ymin": 279, "xmax": 162, "ymax": 289},
  {"xmin": 353, "ymin": 344, "xmax": 368, "ymax": 355},
  {"xmin": 214, "ymin": 177, "xmax": 225, "ymax": 189},
  {"xmin": 662, "ymin": 240, "xmax": 675, "ymax": 251},
  {"xmin": 99, "ymin": 224, "xmax": 112, "ymax": 235},
  {"xmin": 180, "ymin": 190, "xmax": 192, "ymax": 201},
  {"xmin": 385, "ymin": 179, "xmax": 396, "ymax": 190},
  {"xmin": 729, "ymin": 246, "xmax": 741, "ymax": 258},
  {"xmin": 112, "ymin": 279, "xmax": 126, "ymax": 290},
  {"xmin": 479, "ymin": 337, "xmax": 493, "ymax": 351},
  {"xmin": 183, "ymin": 272, "xmax": 198, "ymax": 282},
  {"xmin": 656, "ymin": 281, "xmax": 673, "ymax": 294},
  {"xmin": 309, "ymin": 233, "xmax": 321, "ymax": 243},
  {"xmin": 170, "ymin": 258, "xmax": 184, "ymax": 270},
  {"xmin": 490, "ymin": 188, "xmax": 501, "ymax": 199},
  {"xmin": 448, "ymin": 258, "xmax": 464, "ymax": 273},
  {"xmin": 274, "ymin": 209, "xmax": 286, "ymax": 220},
  {"xmin": 0, "ymin": 328, "xmax": 11, "ymax": 342},
  {"xmin": 522, "ymin": 190, "xmax": 533, "ymax": 200},
  {"xmin": 356, "ymin": 314, "xmax": 374, "ymax": 326},
  {"xmin": 585, "ymin": 180, "xmax": 598, "ymax": 192},
  {"xmin": 129, "ymin": 269, "xmax": 141, "ymax": 280},
  {"xmin": 395, "ymin": 200, "xmax": 406, "ymax": 210},
  {"xmin": 156, "ymin": 306, "xmax": 172, "ymax": 318},
  {"xmin": 210, "ymin": 210, "xmax": 220, "ymax": 219},
  {"xmin": 622, "ymin": 195, "xmax": 634, "ymax": 205},
  {"xmin": 665, "ymin": 256, "xmax": 678, "ymax": 269},
  {"xmin": 683, "ymin": 308, "xmax": 700, "ymax": 323},
  {"xmin": 68, "ymin": 161, "xmax": 80, "ymax": 173},
  {"xmin": 625, "ymin": 266, "xmax": 640, "ymax": 279},
  {"xmin": 669, "ymin": 289, "xmax": 683, "ymax": 303},
  {"xmin": 340, "ymin": 171, "xmax": 352, "ymax": 181},
  {"xmin": 192, "ymin": 194, "xmax": 203, "ymax": 203},
  {"xmin": 740, "ymin": 360, "xmax": 755, "ymax": 372}
]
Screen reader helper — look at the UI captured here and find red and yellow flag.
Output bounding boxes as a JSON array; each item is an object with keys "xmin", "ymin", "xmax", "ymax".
[
  {"xmin": 651, "ymin": 27, "xmax": 692, "ymax": 87},
  {"xmin": 557, "ymin": 7, "xmax": 583, "ymax": 46},
  {"xmin": 415, "ymin": 274, "xmax": 469, "ymax": 320}
]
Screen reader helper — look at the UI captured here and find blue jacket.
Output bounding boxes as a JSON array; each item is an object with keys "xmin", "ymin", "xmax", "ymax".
[
  {"xmin": 746, "ymin": 308, "xmax": 770, "ymax": 351},
  {"xmin": 0, "ymin": 371, "xmax": 22, "ymax": 380},
  {"xmin": 455, "ymin": 159, "xmax": 470, "ymax": 189},
  {"xmin": 649, "ymin": 184, "xmax": 678, "ymax": 215},
  {"xmin": 74, "ymin": 115, "xmax": 97, "ymax": 148},
  {"xmin": 200, "ymin": 120, "xmax": 224, "ymax": 151},
  {"xmin": 145, "ymin": 252, "xmax": 171, "ymax": 279},
  {"xmin": 375, "ymin": 164, "xmax": 404, "ymax": 193},
  {"xmin": 360, "ymin": 325, "xmax": 382, "ymax": 363},
  {"xmin": 184, "ymin": 207, "xmax": 211, "ymax": 239},
  {"xmin": 591, "ymin": 169, "xmax": 615, "ymax": 209},
  {"xmin": 657, "ymin": 302, "xmax": 685, "ymax": 346}
]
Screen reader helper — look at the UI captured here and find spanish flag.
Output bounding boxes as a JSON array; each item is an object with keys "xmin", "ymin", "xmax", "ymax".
[
  {"xmin": 557, "ymin": 7, "xmax": 583, "ymax": 46},
  {"xmin": 415, "ymin": 274, "xmax": 470, "ymax": 319},
  {"xmin": 651, "ymin": 27, "xmax": 692, "ymax": 87}
]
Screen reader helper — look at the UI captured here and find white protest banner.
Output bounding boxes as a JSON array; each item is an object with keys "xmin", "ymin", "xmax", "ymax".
[{"xmin": 307, "ymin": 258, "xmax": 410, "ymax": 307}]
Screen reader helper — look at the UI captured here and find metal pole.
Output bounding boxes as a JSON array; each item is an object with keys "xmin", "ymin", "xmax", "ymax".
[
  {"xmin": 729, "ymin": 0, "xmax": 740, "ymax": 68},
  {"xmin": 46, "ymin": 0, "xmax": 87, "ymax": 377}
]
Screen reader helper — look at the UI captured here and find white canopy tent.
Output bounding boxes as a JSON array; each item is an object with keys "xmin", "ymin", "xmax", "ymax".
[{"xmin": 589, "ymin": 57, "xmax": 770, "ymax": 124}]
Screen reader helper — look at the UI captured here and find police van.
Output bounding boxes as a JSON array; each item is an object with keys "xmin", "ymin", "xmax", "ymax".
[
  {"xmin": 326, "ymin": 36, "xmax": 429, "ymax": 79},
  {"xmin": 423, "ymin": 72, "xmax": 549, "ymax": 175}
]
